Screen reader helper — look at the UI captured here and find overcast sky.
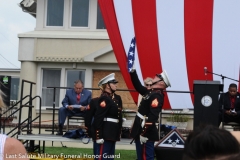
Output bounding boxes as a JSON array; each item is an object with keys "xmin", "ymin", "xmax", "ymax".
[{"xmin": 0, "ymin": 0, "xmax": 35, "ymax": 69}]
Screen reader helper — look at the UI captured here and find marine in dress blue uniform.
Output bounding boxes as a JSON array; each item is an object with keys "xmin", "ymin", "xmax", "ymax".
[
  {"xmin": 94, "ymin": 73, "xmax": 123, "ymax": 160},
  {"xmin": 85, "ymin": 97, "xmax": 100, "ymax": 159},
  {"xmin": 130, "ymin": 69, "xmax": 171, "ymax": 160}
]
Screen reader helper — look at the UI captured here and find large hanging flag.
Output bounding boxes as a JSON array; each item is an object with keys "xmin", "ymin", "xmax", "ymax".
[{"xmin": 98, "ymin": 0, "xmax": 240, "ymax": 109}]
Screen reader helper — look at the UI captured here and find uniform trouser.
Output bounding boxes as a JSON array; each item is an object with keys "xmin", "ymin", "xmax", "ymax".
[
  {"xmin": 58, "ymin": 107, "xmax": 85, "ymax": 127},
  {"xmin": 135, "ymin": 139, "xmax": 155, "ymax": 160},
  {"xmin": 99, "ymin": 140, "xmax": 116, "ymax": 160},
  {"xmin": 218, "ymin": 111, "xmax": 240, "ymax": 126},
  {"xmin": 93, "ymin": 141, "xmax": 100, "ymax": 160}
]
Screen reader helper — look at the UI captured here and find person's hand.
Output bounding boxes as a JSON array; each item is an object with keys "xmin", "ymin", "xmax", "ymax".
[
  {"xmin": 80, "ymin": 106, "xmax": 86, "ymax": 111},
  {"xmin": 226, "ymin": 110, "xmax": 231, "ymax": 115},
  {"xmin": 96, "ymin": 139, "xmax": 104, "ymax": 144},
  {"xmin": 130, "ymin": 68, "xmax": 136, "ymax": 73},
  {"xmin": 67, "ymin": 105, "xmax": 74, "ymax": 110},
  {"xmin": 130, "ymin": 63, "xmax": 136, "ymax": 73},
  {"xmin": 78, "ymin": 125, "xmax": 87, "ymax": 130},
  {"xmin": 140, "ymin": 135, "xmax": 148, "ymax": 144},
  {"xmin": 232, "ymin": 111, "xmax": 237, "ymax": 116}
]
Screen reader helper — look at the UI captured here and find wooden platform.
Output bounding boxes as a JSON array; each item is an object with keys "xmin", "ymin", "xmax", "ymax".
[
  {"xmin": 18, "ymin": 134, "xmax": 132, "ymax": 145},
  {"xmin": 18, "ymin": 134, "xmax": 84, "ymax": 142},
  {"xmin": 18, "ymin": 134, "xmax": 133, "ymax": 154}
]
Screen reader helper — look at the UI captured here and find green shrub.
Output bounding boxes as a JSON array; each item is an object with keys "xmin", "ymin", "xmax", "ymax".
[{"xmin": 166, "ymin": 111, "xmax": 190, "ymax": 122}]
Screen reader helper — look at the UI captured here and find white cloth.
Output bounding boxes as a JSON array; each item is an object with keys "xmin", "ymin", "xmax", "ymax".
[
  {"xmin": 96, "ymin": 139, "xmax": 104, "ymax": 144},
  {"xmin": 140, "ymin": 135, "xmax": 148, "ymax": 144},
  {"xmin": 103, "ymin": 118, "xmax": 119, "ymax": 123},
  {"xmin": 137, "ymin": 112, "xmax": 148, "ymax": 128},
  {"xmin": 0, "ymin": 134, "xmax": 8, "ymax": 160}
]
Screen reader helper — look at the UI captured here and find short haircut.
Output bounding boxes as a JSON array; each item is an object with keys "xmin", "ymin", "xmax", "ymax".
[
  {"xmin": 74, "ymin": 80, "xmax": 84, "ymax": 86},
  {"xmin": 183, "ymin": 124, "xmax": 240, "ymax": 160},
  {"xmin": 229, "ymin": 83, "xmax": 237, "ymax": 89}
]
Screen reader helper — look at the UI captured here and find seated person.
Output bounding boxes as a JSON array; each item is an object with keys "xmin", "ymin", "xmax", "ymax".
[
  {"xmin": 56, "ymin": 80, "xmax": 92, "ymax": 135},
  {"xmin": 183, "ymin": 124, "xmax": 240, "ymax": 160},
  {"xmin": 218, "ymin": 83, "xmax": 240, "ymax": 127}
]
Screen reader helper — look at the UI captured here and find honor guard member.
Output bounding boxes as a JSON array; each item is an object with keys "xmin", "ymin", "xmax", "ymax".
[
  {"xmin": 85, "ymin": 96, "xmax": 100, "ymax": 159},
  {"xmin": 130, "ymin": 69, "xmax": 171, "ymax": 160},
  {"xmin": 85, "ymin": 86, "xmax": 104, "ymax": 159},
  {"xmin": 94, "ymin": 73, "xmax": 123, "ymax": 160}
]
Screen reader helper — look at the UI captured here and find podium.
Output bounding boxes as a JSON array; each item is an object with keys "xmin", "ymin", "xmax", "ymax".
[{"xmin": 193, "ymin": 80, "xmax": 223, "ymax": 129}]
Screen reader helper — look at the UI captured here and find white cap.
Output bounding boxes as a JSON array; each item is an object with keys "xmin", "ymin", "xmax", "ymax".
[
  {"xmin": 156, "ymin": 70, "xmax": 171, "ymax": 87},
  {"xmin": 98, "ymin": 73, "xmax": 118, "ymax": 87}
]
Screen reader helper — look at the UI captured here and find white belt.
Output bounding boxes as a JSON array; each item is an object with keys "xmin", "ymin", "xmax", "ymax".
[
  {"xmin": 137, "ymin": 112, "xmax": 148, "ymax": 128},
  {"xmin": 103, "ymin": 118, "xmax": 119, "ymax": 123}
]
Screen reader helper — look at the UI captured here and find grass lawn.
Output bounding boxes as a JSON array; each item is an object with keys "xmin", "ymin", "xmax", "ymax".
[{"xmin": 44, "ymin": 147, "xmax": 137, "ymax": 160}]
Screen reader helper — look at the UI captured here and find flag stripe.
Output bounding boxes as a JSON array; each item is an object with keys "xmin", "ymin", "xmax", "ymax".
[
  {"xmin": 184, "ymin": 0, "xmax": 214, "ymax": 98},
  {"xmin": 156, "ymin": 0, "xmax": 193, "ymax": 108},
  {"xmin": 113, "ymin": 0, "xmax": 144, "ymax": 84},
  {"xmin": 132, "ymin": 0, "xmax": 171, "ymax": 109},
  {"xmin": 98, "ymin": 0, "xmax": 139, "ymax": 102},
  {"xmin": 212, "ymin": 0, "xmax": 240, "ymax": 91},
  {"xmin": 239, "ymin": 67, "xmax": 240, "ymax": 91}
]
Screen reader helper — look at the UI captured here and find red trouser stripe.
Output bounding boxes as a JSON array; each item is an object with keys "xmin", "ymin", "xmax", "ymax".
[{"xmin": 98, "ymin": 144, "xmax": 104, "ymax": 160}]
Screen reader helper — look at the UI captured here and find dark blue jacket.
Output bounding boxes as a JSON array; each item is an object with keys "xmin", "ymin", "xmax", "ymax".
[{"xmin": 62, "ymin": 88, "xmax": 92, "ymax": 107}]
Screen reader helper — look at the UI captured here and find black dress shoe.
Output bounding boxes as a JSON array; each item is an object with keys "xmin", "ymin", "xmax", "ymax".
[{"xmin": 56, "ymin": 131, "xmax": 63, "ymax": 135}]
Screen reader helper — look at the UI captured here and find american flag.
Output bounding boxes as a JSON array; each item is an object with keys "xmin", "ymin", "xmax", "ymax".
[
  {"xmin": 127, "ymin": 37, "xmax": 136, "ymax": 72},
  {"xmin": 157, "ymin": 129, "xmax": 185, "ymax": 148},
  {"xmin": 99, "ymin": 0, "xmax": 240, "ymax": 109}
]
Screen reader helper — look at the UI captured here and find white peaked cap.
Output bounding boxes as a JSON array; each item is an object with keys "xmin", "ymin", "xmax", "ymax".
[
  {"xmin": 98, "ymin": 73, "xmax": 118, "ymax": 87},
  {"xmin": 156, "ymin": 70, "xmax": 171, "ymax": 87},
  {"xmin": 161, "ymin": 70, "xmax": 171, "ymax": 87}
]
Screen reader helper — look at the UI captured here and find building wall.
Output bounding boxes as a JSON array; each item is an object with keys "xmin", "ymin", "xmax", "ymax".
[{"xmin": 17, "ymin": 0, "xmax": 138, "ymax": 124}]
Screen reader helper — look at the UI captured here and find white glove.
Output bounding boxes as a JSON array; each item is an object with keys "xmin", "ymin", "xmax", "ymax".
[
  {"xmin": 130, "ymin": 63, "xmax": 136, "ymax": 73},
  {"xmin": 96, "ymin": 139, "xmax": 104, "ymax": 144},
  {"xmin": 140, "ymin": 135, "xmax": 148, "ymax": 144}
]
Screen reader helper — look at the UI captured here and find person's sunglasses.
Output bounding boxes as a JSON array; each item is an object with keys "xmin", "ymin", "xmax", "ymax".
[
  {"xmin": 151, "ymin": 79, "xmax": 163, "ymax": 86},
  {"xmin": 145, "ymin": 84, "xmax": 152, "ymax": 87}
]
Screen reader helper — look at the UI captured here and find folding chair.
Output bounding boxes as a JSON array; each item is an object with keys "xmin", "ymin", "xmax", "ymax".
[{"xmin": 66, "ymin": 116, "xmax": 85, "ymax": 131}]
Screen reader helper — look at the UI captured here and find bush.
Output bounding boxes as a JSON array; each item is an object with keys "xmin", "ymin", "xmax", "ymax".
[{"xmin": 166, "ymin": 111, "xmax": 190, "ymax": 122}]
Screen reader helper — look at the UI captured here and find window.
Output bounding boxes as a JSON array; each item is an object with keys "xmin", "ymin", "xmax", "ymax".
[
  {"xmin": 46, "ymin": 0, "xmax": 64, "ymax": 26},
  {"xmin": 97, "ymin": 3, "xmax": 106, "ymax": 29},
  {"xmin": 42, "ymin": 69, "xmax": 61, "ymax": 107},
  {"xmin": 66, "ymin": 70, "xmax": 85, "ymax": 87},
  {"xmin": 10, "ymin": 77, "xmax": 19, "ymax": 101},
  {"xmin": 71, "ymin": 0, "xmax": 89, "ymax": 27}
]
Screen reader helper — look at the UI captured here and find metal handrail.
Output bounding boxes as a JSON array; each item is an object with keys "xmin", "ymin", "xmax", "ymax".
[{"xmin": 46, "ymin": 86, "xmax": 193, "ymax": 134}]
